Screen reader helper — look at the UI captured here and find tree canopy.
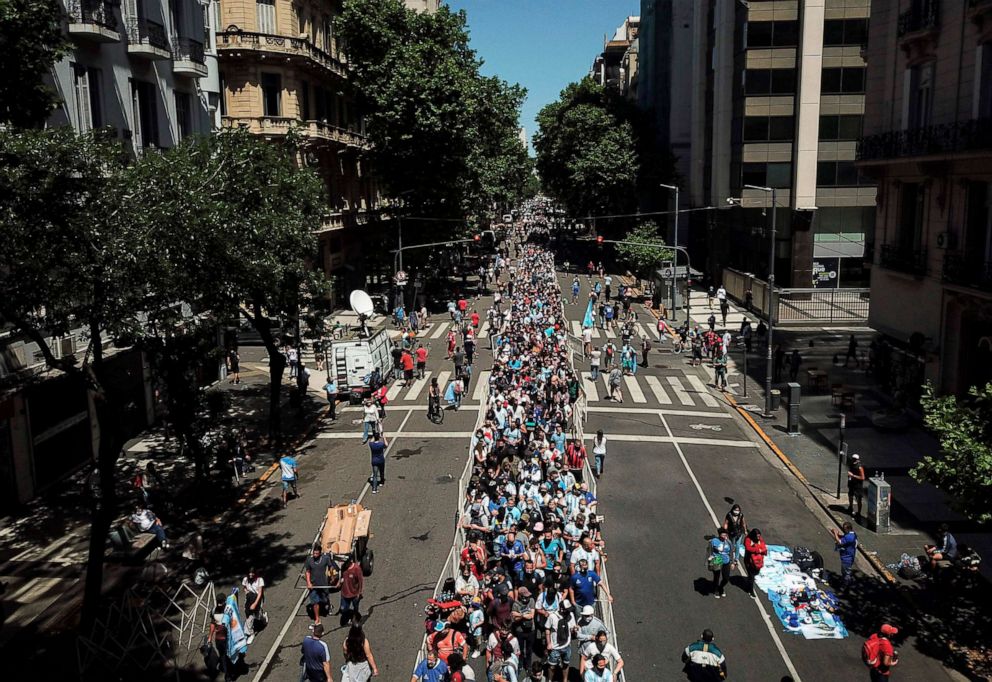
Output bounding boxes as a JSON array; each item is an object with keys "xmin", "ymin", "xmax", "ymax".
[
  {"xmin": 911, "ymin": 382, "xmax": 992, "ymax": 524},
  {"xmin": 614, "ymin": 221, "xmax": 675, "ymax": 281},
  {"xmin": 534, "ymin": 78, "xmax": 674, "ymax": 229},
  {"xmin": 0, "ymin": 0, "xmax": 68, "ymax": 127},
  {"xmin": 336, "ymin": 0, "xmax": 531, "ymax": 221}
]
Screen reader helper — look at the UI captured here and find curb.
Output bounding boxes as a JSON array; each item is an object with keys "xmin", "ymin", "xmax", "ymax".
[{"xmin": 724, "ymin": 392, "xmax": 898, "ymax": 585}]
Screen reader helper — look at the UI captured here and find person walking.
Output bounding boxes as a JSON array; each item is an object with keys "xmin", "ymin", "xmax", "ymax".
[
  {"xmin": 324, "ymin": 378, "xmax": 339, "ymax": 421},
  {"xmin": 740, "ymin": 319, "xmax": 753, "ymax": 354},
  {"xmin": 830, "ymin": 522, "xmax": 858, "ymax": 586},
  {"xmin": 640, "ymin": 336, "xmax": 652, "ymax": 367},
  {"xmin": 607, "ymin": 366, "xmax": 624, "ymax": 403},
  {"xmin": 681, "ymin": 629, "xmax": 727, "ymax": 682},
  {"xmin": 301, "ymin": 623, "xmax": 334, "ymax": 682},
  {"xmin": 360, "ymin": 398, "xmax": 380, "ymax": 445},
  {"xmin": 589, "ymin": 346, "xmax": 602, "ymax": 381},
  {"xmin": 453, "ymin": 346, "xmax": 465, "ymax": 378},
  {"xmin": 305, "ymin": 544, "xmax": 335, "ymax": 626},
  {"xmin": 714, "ymin": 353, "xmax": 728, "ymax": 391},
  {"xmin": 720, "ymin": 299, "xmax": 730, "ymax": 327},
  {"xmin": 227, "ymin": 348, "xmax": 241, "ymax": 385},
  {"xmin": 369, "ymin": 432, "xmax": 387, "ymax": 494},
  {"xmin": 341, "ymin": 622, "xmax": 379, "ymax": 681},
  {"xmin": 241, "ymin": 568, "xmax": 265, "ymax": 640},
  {"xmin": 401, "ymin": 348, "xmax": 415, "ymax": 387},
  {"xmin": 707, "ymin": 286, "xmax": 716, "ymax": 310},
  {"xmin": 415, "ymin": 343, "xmax": 429, "ymax": 380},
  {"xmin": 847, "ymin": 453, "xmax": 866, "ymax": 518},
  {"xmin": 789, "ymin": 349, "xmax": 803, "ymax": 381},
  {"xmin": 339, "ymin": 556, "xmax": 365, "ymax": 627},
  {"xmin": 287, "ymin": 344, "xmax": 299, "ymax": 379},
  {"xmin": 591, "ymin": 430, "xmax": 607, "ymax": 478},
  {"xmin": 743, "ymin": 528, "xmax": 767, "ymax": 597},
  {"xmin": 863, "ymin": 624, "xmax": 899, "ymax": 681},
  {"xmin": 279, "ymin": 452, "xmax": 298, "ymax": 507},
  {"xmin": 845, "ymin": 334, "xmax": 859, "ymax": 368},
  {"xmin": 773, "ymin": 344, "xmax": 785, "ymax": 382},
  {"xmin": 708, "ymin": 530, "xmax": 732, "ymax": 598}
]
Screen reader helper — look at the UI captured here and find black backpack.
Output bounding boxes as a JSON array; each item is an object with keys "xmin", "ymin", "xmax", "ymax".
[{"xmin": 555, "ymin": 613, "xmax": 569, "ymax": 643}]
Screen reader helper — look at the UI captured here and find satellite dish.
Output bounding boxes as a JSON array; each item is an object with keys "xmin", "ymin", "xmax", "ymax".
[{"xmin": 350, "ymin": 290, "xmax": 374, "ymax": 317}]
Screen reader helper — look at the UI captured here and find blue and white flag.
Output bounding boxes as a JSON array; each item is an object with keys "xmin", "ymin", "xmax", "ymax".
[
  {"xmin": 582, "ymin": 300, "xmax": 595, "ymax": 329},
  {"xmin": 224, "ymin": 592, "xmax": 249, "ymax": 662}
]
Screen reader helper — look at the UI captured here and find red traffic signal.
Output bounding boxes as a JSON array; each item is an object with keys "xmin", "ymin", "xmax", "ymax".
[
  {"xmin": 474, "ymin": 234, "xmax": 481, "ymax": 242},
  {"xmin": 596, "ymin": 235, "xmax": 604, "ymax": 244}
]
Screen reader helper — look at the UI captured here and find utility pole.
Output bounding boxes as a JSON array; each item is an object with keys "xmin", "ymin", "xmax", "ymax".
[
  {"xmin": 744, "ymin": 184, "xmax": 778, "ymax": 417},
  {"xmin": 660, "ymin": 183, "xmax": 679, "ymax": 322},
  {"xmin": 836, "ymin": 414, "xmax": 847, "ymax": 498}
]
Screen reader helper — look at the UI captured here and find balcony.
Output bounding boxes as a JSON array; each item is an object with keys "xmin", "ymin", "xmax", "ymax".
[
  {"xmin": 221, "ymin": 116, "xmax": 369, "ymax": 150},
  {"xmin": 943, "ymin": 254, "xmax": 992, "ymax": 292},
  {"xmin": 66, "ymin": 0, "xmax": 120, "ymax": 43},
  {"xmin": 172, "ymin": 37, "xmax": 207, "ymax": 78},
  {"xmin": 856, "ymin": 118, "xmax": 992, "ymax": 163},
  {"xmin": 879, "ymin": 244, "xmax": 927, "ymax": 277},
  {"xmin": 215, "ymin": 30, "xmax": 346, "ymax": 80},
  {"xmin": 126, "ymin": 18, "xmax": 171, "ymax": 60},
  {"xmin": 898, "ymin": 0, "xmax": 939, "ymax": 56}
]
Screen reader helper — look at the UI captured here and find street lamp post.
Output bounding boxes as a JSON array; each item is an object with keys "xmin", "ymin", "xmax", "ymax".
[
  {"xmin": 659, "ymin": 183, "xmax": 679, "ymax": 322},
  {"xmin": 743, "ymin": 184, "xmax": 778, "ymax": 417}
]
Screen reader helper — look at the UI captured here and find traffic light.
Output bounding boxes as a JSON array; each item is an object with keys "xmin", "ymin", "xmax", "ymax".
[
  {"xmin": 474, "ymin": 234, "xmax": 481, "ymax": 242},
  {"xmin": 596, "ymin": 235, "xmax": 604, "ymax": 245}
]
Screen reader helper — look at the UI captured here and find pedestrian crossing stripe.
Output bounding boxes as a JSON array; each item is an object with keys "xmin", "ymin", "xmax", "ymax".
[
  {"xmin": 406, "ymin": 371, "xmax": 431, "ymax": 401},
  {"xmin": 473, "ymin": 371, "xmax": 491, "ymax": 401},
  {"xmin": 643, "ymin": 375, "xmax": 673, "ymax": 404},
  {"xmin": 604, "ymin": 326, "xmax": 616, "ymax": 339},
  {"xmin": 685, "ymin": 374, "xmax": 721, "ymax": 407},
  {"xmin": 581, "ymin": 372, "xmax": 599, "ymax": 401},
  {"xmin": 386, "ymin": 381, "xmax": 404, "ymax": 401},
  {"xmin": 478, "ymin": 321, "xmax": 490, "ymax": 338},
  {"xmin": 570, "ymin": 320, "xmax": 582, "ymax": 337},
  {"xmin": 623, "ymin": 375, "xmax": 647, "ymax": 403},
  {"xmin": 637, "ymin": 323, "xmax": 654, "ymax": 341},
  {"xmin": 434, "ymin": 371, "xmax": 451, "ymax": 395},
  {"xmin": 667, "ymin": 376, "xmax": 694, "ymax": 406},
  {"xmin": 429, "ymin": 322, "xmax": 449, "ymax": 339}
]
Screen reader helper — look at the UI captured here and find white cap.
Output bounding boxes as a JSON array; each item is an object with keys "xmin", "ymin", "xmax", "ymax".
[
  {"xmin": 851, "ymin": 454, "xmax": 860, "ymax": 460},
  {"xmin": 581, "ymin": 605, "xmax": 595, "ymax": 616}
]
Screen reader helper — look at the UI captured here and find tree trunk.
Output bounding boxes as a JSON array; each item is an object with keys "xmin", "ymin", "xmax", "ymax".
[{"xmin": 249, "ymin": 300, "xmax": 286, "ymax": 440}]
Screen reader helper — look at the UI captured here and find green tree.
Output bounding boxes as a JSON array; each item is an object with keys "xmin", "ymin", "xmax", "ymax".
[
  {"xmin": 911, "ymin": 382, "xmax": 992, "ymax": 523},
  {"xmin": 336, "ymin": 0, "xmax": 530, "ymax": 224},
  {"xmin": 614, "ymin": 221, "xmax": 675, "ymax": 281},
  {"xmin": 0, "ymin": 127, "xmax": 163, "ymax": 628},
  {"xmin": 0, "ymin": 0, "xmax": 69, "ymax": 126}
]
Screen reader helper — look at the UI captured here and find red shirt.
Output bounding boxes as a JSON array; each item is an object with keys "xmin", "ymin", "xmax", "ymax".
[
  {"xmin": 401, "ymin": 352, "xmax": 415, "ymax": 370},
  {"xmin": 566, "ymin": 444, "xmax": 586, "ymax": 470},
  {"xmin": 340, "ymin": 561, "xmax": 364, "ymax": 598},
  {"xmin": 744, "ymin": 537, "xmax": 768, "ymax": 571},
  {"xmin": 471, "ymin": 312, "xmax": 480, "ymax": 327},
  {"xmin": 458, "ymin": 299, "xmax": 468, "ymax": 311},
  {"xmin": 416, "ymin": 347, "xmax": 428, "ymax": 363}
]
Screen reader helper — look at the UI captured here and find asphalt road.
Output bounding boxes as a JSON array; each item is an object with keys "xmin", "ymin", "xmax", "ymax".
[{"xmin": 559, "ymin": 271, "xmax": 955, "ymax": 681}]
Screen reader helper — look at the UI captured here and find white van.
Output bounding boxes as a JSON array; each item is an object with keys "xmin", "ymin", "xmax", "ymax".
[{"xmin": 327, "ymin": 330, "xmax": 392, "ymax": 403}]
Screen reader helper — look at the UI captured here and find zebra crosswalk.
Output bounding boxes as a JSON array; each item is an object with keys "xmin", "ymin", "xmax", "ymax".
[{"xmin": 578, "ymin": 371, "xmax": 726, "ymax": 410}]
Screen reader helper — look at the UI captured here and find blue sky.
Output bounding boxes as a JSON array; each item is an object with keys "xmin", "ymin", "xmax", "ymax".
[{"xmin": 446, "ymin": 0, "xmax": 639, "ymax": 152}]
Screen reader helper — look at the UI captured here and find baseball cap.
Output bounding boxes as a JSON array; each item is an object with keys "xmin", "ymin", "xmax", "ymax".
[
  {"xmin": 517, "ymin": 587, "xmax": 532, "ymax": 598},
  {"xmin": 880, "ymin": 624, "xmax": 899, "ymax": 636},
  {"xmin": 581, "ymin": 605, "xmax": 595, "ymax": 616},
  {"xmin": 851, "ymin": 453, "xmax": 861, "ymax": 461},
  {"xmin": 533, "ymin": 522, "xmax": 545, "ymax": 532}
]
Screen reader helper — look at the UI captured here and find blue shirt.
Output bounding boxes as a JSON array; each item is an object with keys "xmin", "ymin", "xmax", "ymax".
[
  {"xmin": 369, "ymin": 440, "xmax": 386, "ymax": 464},
  {"xmin": 501, "ymin": 539, "xmax": 526, "ymax": 570},
  {"xmin": 301, "ymin": 636, "xmax": 330, "ymax": 673},
  {"xmin": 280, "ymin": 456, "xmax": 297, "ymax": 481},
  {"xmin": 551, "ymin": 432, "xmax": 566, "ymax": 453},
  {"xmin": 412, "ymin": 658, "xmax": 449, "ymax": 682},
  {"xmin": 709, "ymin": 538, "xmax": 731, "ymax": 565},
  {"xmin": 836, "ymin": 531, "xmax": 858, "ymax": 564},
  {"xmin": 570, "ymin": 570, "xmax": 601, "ymax": 607}
]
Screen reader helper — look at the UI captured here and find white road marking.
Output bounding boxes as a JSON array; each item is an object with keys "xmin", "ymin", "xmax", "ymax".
[
  {"xmin": 473, "ymin": 371, "xmax": 491, "ymax": 401},
  {"xmin": 643, "ymin": 375, "xmax": 673, "ymax": 404},
  {"xmin": 429, "ymin": 322, "xmax": 448, "ymax": 339},
  {"xmin": 604, "ymin": 326, "xmax": 616, "ymax": 338},
  {"xmin": 623, "ymin": 375, "xmax": 647, "ymax": 403},
  {"xmin": 406, "ymin": 371, "xmax": 431, "ymax": 401},
  {"xmin": 580, "ymin": 433, "xmax": 756, "ymax": 447},
  {"xmin": 316, "ymin": 431, "xmax": 473, "ymax": 439},
  {"xmin": 667, "ymin": 376, "xmax": 694, "ymax": 406},
  {"xmin": 686, "ymin": 374, "xmax": 721, "ymax": 407},
  {"xmin": 386, "ymin": 380, "xmax": 404, "ymax": 401},
  {"xmin": 478, "ymin": 321, "xmax": 490, "ymax": 338},
  {"xmin": 654, "ymin": 410, "xmax": 802, "ymax": 681},
  {"xmin": 434, "ymin": 371, "xmax": 451, "ymax": 394},
  {"xmin": 582, "ymin": 372, "xmax": 599, "ymax": 402},
  {"xmin": 570, "ymin": 320, "xmax": 582, "ymax": 337}
]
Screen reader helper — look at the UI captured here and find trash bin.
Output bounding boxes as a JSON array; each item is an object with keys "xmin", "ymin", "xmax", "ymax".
[
  {"xmin": 786, "ymin": 382, "xmax": 801, "ymax": 435},
  {"xmin": 867, "ymin": 476, "xmax": 891, "ymax": 534}
]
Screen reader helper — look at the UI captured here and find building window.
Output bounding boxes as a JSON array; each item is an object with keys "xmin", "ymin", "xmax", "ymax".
[
  {"xmin": 257, "ymin": 0, "xmax": 276, "ymax": 34},
  {"xmin": 742, "ymin": 162, "xmax": 792, "ymax": 189},
  {"xmin": 744, "ymin": 68, "xmax": 797, "ymax": 95},
  {"xmin": 821, "ymin": 67, "xmax": 866, "ymax": 94},
  {"xmin": 131, "ymin": 80, "xmax": 159, "ymax": 149},
  {"xmin": 819, "ymin": 114, "xmax": 863, "ymax": 140},
  {"xmin": 743, "ymin": 115, "xmax": 794, "ymax": 141},
  {"xmin": 261, "ymin": 73, "xmax": 281, "ymax": 117},
  {"xmin": 219, "ymin": 72, "xmax": 227, "ymax": 116},
  {"xmin": 978, "ymin": 44, "xmax": 992, "ymax": 119},
  {"xmin": 816, "ymin": 161, "xmax": 862, "ymax": 186},
  {"xmin": 323, "ymin": 14, "xmax": 332, "ymax": 52},
  {"xmin": 300, "ymin": 80, "xmax": 310, "ymax": 120},
  {"xmin": 903, "ymin": 62, "xmax": 934, "ymax": 129},
  {"xmin": 746, "ymin": 20, "xmax": 799, "ymax": 48},
  {"xmin": 73, "ymin": 64, "xmax": 102, "ymax": 133},
  {"xmin": 965, "ymin": 182, "xmax": 992, "ymax": 263},
  {"xmin": 175, "ymin": 91, "xmax": 192, "ymax": 139},
  {"xmin": 898, "ymin": 182, "xmax": 925, "ymax": 251},
  {"xmin": 823, "ymin": 19, "xmax": 868, "ymax": 47}
]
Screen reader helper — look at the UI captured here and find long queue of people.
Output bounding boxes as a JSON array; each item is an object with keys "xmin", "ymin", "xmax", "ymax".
[{"xmin": 411, "ymin": 238, "xmax": 623, "ymax": 682}]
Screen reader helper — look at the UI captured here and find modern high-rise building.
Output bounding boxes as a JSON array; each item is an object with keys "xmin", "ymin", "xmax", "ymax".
[
  {"xmin": 856, "ymin": 0, "xmax": 992, "ymax": 396},
  {"xmin": 638, "ymin": 0, "xmax": 875, "ymax": 289},
  {"xmin": 50, "ymin": 0, "xmax": 221, "ymax": 152},
  {"xmin": 590, "ymin": 16, "xmax": 640, "ymax": 98}
]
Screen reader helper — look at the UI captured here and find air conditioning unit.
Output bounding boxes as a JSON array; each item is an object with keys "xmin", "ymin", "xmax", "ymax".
[{"xmin": 936, "ymin": 231, "xmax": 956, "ymax": 249}]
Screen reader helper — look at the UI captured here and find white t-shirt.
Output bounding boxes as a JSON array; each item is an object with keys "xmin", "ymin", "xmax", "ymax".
[
  {"xmin": 571, "ymin": 546, "xmax": 601, "ymax": 569},
  {"xmin": 581, "ymin": 640, "xmax": 622, "ymax": 665},
  {"xmin": 592, "ymin": 435, "xmax": 607, "ymax": 455},
  {"xmin": 582, "ymin": 328, "xmax": 592, "ymax": 343},
  {"xmin": 590, "ymin": 350, "xmax": 601, "ymax": 367},
  {"xmin": 242, "ymin": 575, "xmax": 265, "ymax": 595},
  {"xmin": 546, "ymin": 611, "xmax": 575, "ymax": 650},
  {"xmin": 363, "ymin": 404, "xmax": 379, "ymax": 423},
  {"xmin": 130, "ymin": 509, "xmax": 156, "ymax": 531},
  {"xmin": 717, "ymin": 287, "xmax": 727, "ymax": 301}
]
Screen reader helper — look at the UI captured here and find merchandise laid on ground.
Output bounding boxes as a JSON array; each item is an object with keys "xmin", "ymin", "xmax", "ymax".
[{"xmin": 755, "ymin": 545, "xmax": 848, "ymax": 640}]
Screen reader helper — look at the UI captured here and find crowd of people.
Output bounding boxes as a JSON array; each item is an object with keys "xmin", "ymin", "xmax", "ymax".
[{"xmin": 413, "ymin": 236, "xmax": 624, "ymax": 682}]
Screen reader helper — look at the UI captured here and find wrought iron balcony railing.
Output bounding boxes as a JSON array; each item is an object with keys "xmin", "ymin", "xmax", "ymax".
[
  {"xmin": 127, "ymin": 18, "xmax": 169, "ymax": 51},
  {"xmin": 67, "ymin": 0, "xmax": 119, "ymax": 31},
  {"xmin": 173, "ymin": 37, "xmax": 205, "ymax": 63},
  {"xmin": 943, "ymin": 254, "xmax": 992, "ymax": 291},
  {"xmin": 857, "ymin": 118, "xmax": 992, "ymax": 161},
  {"xmin": 898, "ymin": 0, "xmax": 939, "ymax": 37},
  {"xmin": 880, "ymin": 244, "xmax": 927, "ymax": 277}
]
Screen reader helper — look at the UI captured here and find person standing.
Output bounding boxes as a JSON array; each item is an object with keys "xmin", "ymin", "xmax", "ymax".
[
  {"xmin": 863, "ymin": 624, "xmax": 899, "ymax": 681},
  {"xmin": 360, "ymin": 398, "xmax": 380, "ymax": 445},
  {"xmin": 714, "ymin": 354, "xmax": 728, "ymax": 391},
  {"xmin": 279, "ymin": 452, "xmax": 298, "ymax": 507},
  {"xmin": 369, "ymin": 432, "xmax": 387, "ymax": 494},
  {"xmin": 847, "ymin": 453, "xmax": 866, "ymax": 518},
  {"xmin": 453, "ymin": 346, "xmax": 465, "ymax": 378},
  {"xmin": 681, "ymin": 629, "xmax": 727, "ymax": 682},
  {"xmin": 845, "ymin": 334, "xmax": 859, "ymax": 368},
  {"xmin": 721, "ymin": 504, "xmax": 748, "ymax": 568},
  {"xmin": 411, "ymin": 648, "xmax": 449, "ymax": 682},
  {"xmin": 789, "ymin": 349, "xmax": 803, "ymax": 381},
  {"xmin": 720, "ymin": 299, "xmax": 730, "ymax": 327},
  {"xmin": 582, "ymin": 326, "xmax": 593, "ymax": 357},
  {"xmin": 341, "ymin": 622, "xmax": 379, "ymax": 681},
  {"xmin": 415, "ymin": 343, "xmax": 429, "ymax": 380},
  {"xmin": 591, "ymin": 430, "xmax": 607, "ymax": 478},
  {"xmin": 301, "ymin": 623, "xmax": 334, "ymax": 682},
  {"xmin": 401, "ymin": 348, "xmax": 415, "ymax": 387},
  {"xmin": 589, "ymin": 346, "xmax": 602, "ymax": 381},
  {"xmin": 241, "ymin": 568, "xmax": 265, "ymax": 640},
  {"xmin": 830, "ymin": 522, "xmax": 858, "ymax": 585},
  {"xmin": 465, "ymin": 335, "xmax": 476, "ymax": 367},
  {"xmin": 339, "ymin": 556, "xmax": 365, "ymax": 627},
  {"xmin": 227, "ymin": 348, "xmax": 241, "ymax": 385},
  {"xmin": 324, "ymin": 378, "xmax": 339, "ymax": 421},
  {"xmin": 287, "ymin": 344, "xmax": 299, "ymax": 379},
  {"xmin": 305, "ymin": 544, "xmax": 335, "ymax": 626},
  {"xmin": 740, "ymin": 319, "xmax": 753, "ymax": 353},
  {"xmin": 640, "ymin": 336, "xmax": 652, "ymax": 367},
  {"xmin": 708, "ymin": 530, "xmax": 732, "ymax": 598},
  {"xmin": 773, "ymin": 344, "xmax": 785, "ymax": 382}
]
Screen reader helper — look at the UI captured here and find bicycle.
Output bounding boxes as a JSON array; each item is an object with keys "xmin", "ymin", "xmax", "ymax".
[{"xmin": 427, "ymin": 394, "xmax": 444, "ymax": 424}]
